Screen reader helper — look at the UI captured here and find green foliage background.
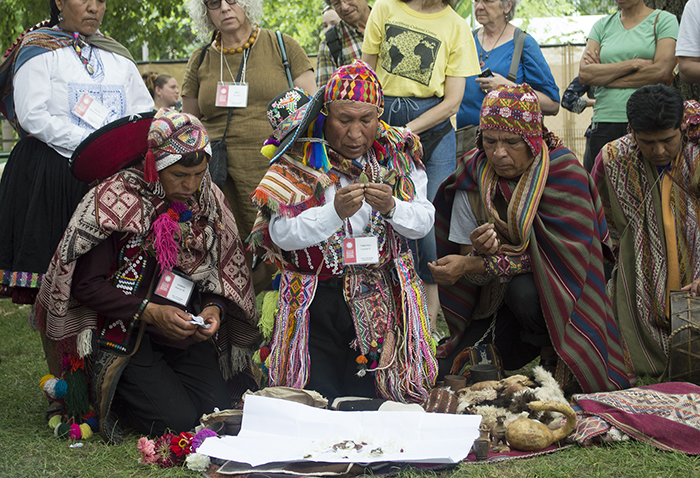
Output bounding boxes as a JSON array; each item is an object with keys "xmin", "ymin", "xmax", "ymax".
[
  {"xmin": 1, "ymin": 0, "xmax": 622, "ymax": 62},
  {"xmin": 0, "ymin": 0, "xmax": 328, "ymax": 60}
]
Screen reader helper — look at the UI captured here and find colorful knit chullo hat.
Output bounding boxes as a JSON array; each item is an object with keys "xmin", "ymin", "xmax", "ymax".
[
  {"xmin": 324, "ymin": 60, "xmax": 384, "ymax": 115},
  {"xmin": 477, "ymin": 84, "xmax": 544, "ymax": 157},
  {"xmin": 143, "ymin": 109, "xmax": 212, "ymax": 182}
]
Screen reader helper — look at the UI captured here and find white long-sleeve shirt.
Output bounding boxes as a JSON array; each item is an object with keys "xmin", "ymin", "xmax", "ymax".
[
  {"xmin": 270, "ymin": 159, "xmax": 435, "ymax": 251},
  {"xmin": 13, "ymin": 44, "xmax": 153, "ymax": 157}
]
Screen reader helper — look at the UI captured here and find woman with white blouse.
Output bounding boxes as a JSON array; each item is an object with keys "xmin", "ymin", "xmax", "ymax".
[{"xmin": 0, "ymin": 0, "xmax": 153, "ymax": 305}]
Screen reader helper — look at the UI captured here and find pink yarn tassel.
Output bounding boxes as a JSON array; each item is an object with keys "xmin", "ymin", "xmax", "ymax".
[{"xmin": 151, "ymin": 214, "xmax": 180, "ymax": 274}]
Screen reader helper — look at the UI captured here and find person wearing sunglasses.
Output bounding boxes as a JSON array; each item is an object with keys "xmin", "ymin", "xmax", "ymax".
[{"xmin": 182, "ymin": 0, "xmax": 316, "ymax": 293}]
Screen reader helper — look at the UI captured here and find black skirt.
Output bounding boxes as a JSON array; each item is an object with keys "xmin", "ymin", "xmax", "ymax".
[{"xmin": 0, "ymin": 136, "xmax": 89, "ymax": 301}]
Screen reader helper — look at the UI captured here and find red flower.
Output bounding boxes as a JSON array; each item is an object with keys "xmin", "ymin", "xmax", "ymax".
[
  {"xmin": 154, "ymin": 433, "xmax": 177, "ymax": 468},
  {"xmin": 170, "ymin": 432, "xmax": 194, "ymax": 458}
]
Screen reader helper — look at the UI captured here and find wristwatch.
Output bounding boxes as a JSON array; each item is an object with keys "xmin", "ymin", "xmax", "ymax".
[{"xmin": 382, "ymin": 205, "xmax": 397, "ymax": 220}]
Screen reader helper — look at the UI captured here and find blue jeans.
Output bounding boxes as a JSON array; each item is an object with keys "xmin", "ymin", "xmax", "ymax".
[{"xmin": 382, "ymin": 96, "xmax": 456, "ymax": 282}]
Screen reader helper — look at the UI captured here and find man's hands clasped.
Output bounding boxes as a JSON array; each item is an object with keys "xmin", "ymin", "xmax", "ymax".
[{"xmin": 334, "ymin": 182, "xmax": 395, "ymax": 220}]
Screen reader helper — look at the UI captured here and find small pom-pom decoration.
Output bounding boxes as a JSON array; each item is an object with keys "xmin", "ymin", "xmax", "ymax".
[
  {"xmin": 53, "ymin": 379, "xmax": 67, "ymax": 399},
  {"xmin": 171, "ymin": 202, "xmax": 187, "ymax": 214},
  {"xmin": 79, "ymin": 423, "xmax": 93, "ymax": 439},
  {"xmin": 55, "ymin": 423, "xmax": 71, "ymax": 438},
  {"xmin": 43, "ymin": 377, "xmax": 58, "ymax": 398},
  {"xmin": 69, "ymin": 424, "xmax": 81, "ymax": 440},
  {"xmin": 261, "ymin": 143, "xmax": 278, "ymax": 159},
  {"xmin": 85, "ymin": 417, "xmax": 99, "ymax": 432},
  {"xmin": 48, "ymin": 415, "xmax": 62, "ymax": 430}
]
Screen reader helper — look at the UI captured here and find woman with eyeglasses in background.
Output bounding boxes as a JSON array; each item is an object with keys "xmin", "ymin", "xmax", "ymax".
[
  {"xmin": 182, "ymin": 0, "xmax": 316, "ymax": 293},
  {"xmin": 454, "ymin": 0, "xmax": 560, "ymax": 155}
]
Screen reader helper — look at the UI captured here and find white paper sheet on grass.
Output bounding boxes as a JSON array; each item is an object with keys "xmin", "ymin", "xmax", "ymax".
[{"xmin": 197, "ymin": 395, "xmax": 481, "ymax": 466}]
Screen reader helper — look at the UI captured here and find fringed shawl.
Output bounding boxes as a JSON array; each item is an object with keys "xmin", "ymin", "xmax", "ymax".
[
  {"xmin": 593, "ymin": 100, "xmax": 700, "ymax": 376},
  {"xmin": 249, "ymin": 121, "xmax": 423, "ymax": 266},
  {"xmin": 0, "ymin": 24, "xmax": 134, "ymax": 134},
  {"xmin": 36, "ymin": 168, "xmax": 258, "ymax": 379},
  {"xmin": 249, "ymin": 122, "xmax": 436, "ymax": 402},
  {"xmin": 435, "ymin": 141, "xmax": 635, "ymax": 393}
]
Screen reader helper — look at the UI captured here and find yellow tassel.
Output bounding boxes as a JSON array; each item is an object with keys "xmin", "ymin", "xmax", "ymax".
[
  {"xmin": 79, "ymin": 423, "xmax": 93, "ymax": 439},
  {"xmin": 252, "ymin": 349, "xmax": 262, "ymax": 365},
  {"xmin": 261, "ymin": 144, "xmax": 277, "ymax": 159},
  {"xmin": 260, "ymin": 291, "xmax": 279, "ymax": 341}
]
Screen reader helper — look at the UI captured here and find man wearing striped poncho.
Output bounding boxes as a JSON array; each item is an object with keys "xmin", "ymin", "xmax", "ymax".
[
  {"xmin": 593, "ymin": 84, "xmax": 700, "ymax": 378},
  {"xmin": 429, "ymin": 84, "xmax": 635, "ymax": 393}
]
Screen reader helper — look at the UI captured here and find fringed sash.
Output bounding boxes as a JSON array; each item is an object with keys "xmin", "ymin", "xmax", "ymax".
[
  {"xmin": 269, "ymin": 231, "xmax": 436, "ymax": 403},
  {"xmin": 383, "ymin": 250, "xmax": 437, "ymax": 403},
  {"xmin": 268, "ymin": 270, "xmax": 317, "ymax": 389}
]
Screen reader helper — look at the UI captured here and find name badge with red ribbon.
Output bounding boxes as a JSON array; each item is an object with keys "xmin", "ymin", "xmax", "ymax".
[
  {"xmin": 72, "ymin": 93, "xmax": 109, "ymax": 129},
  {"xmin": 343, "ymin": 236, "xmax": 380, "ymax": 265},
  {"xmin": 215, "ymin": 82, "xmax": 249, "ymax": 108},
  {"xmin": 154, "ymin": 270, "xmax": 195, "ymax": 307}
]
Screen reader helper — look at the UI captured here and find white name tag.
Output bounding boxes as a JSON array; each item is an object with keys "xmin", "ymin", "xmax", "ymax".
[
  {"xmin": 154, "ymin": 270, "xmax": 195, "ymax": 307},
  {"xmin": 215, "ymin": 82, "xmax": 249, "ymax": 108},
  {"xmin": 343, "ymin": 236, "xmax": 380, "ymax": 265},
  {"xmin": 72, "ymin": 93, "xmax": 109, "ymax": 129}
]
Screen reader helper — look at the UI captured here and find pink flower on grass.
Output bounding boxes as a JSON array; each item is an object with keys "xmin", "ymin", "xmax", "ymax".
[{"xmin": 136, "ymin": 437, "xmax": 157, "ymax": 465}]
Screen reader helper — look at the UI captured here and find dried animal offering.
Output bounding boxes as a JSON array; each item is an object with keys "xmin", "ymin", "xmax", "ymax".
[
  {"xmin": 505, "ymin": 400, "xmax": 577, "ymax": 451},
  {"xmin": 358, "ymin": 172, "xmax": 370, "ymax": 184}
]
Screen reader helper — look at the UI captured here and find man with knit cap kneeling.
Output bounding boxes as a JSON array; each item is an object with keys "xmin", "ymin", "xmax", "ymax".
[
  {"xmin": 429, "ymin": 84, "xmax": 635, "ymax": 394},
  {"xmin": 250, "ymin": 61, "xmax": 437, "ymax": 404},
  {"xmin": 37, "ymin": 110, "xmax": 258, "ymax": 441}
]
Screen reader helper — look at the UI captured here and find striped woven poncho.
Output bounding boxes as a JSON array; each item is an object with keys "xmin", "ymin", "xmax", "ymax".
[
  {"xmin": 434, "ymin": 143, "xmax": 635, "ymax": 393},
  {"xmin": 593, "ymin": 101, "xmax": 700, "ymax": 377}
]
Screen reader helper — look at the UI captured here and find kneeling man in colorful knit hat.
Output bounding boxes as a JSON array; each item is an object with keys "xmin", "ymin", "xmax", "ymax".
[
  {"xmin": 37, "ymin": 110, "xmax": 258, "ymax": 441},
  {"xmin": 429, "ymin": 84, "xmax": 635, "ymax": 393},
  {"xmin": 250, "ymin": 61, "xmax": 437, "ymax": 404}
]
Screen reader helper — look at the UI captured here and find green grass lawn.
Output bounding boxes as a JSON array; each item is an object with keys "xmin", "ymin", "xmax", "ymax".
[{"xmin": 1, "ymin": 298, "xmax": 698, "ymax": 477}]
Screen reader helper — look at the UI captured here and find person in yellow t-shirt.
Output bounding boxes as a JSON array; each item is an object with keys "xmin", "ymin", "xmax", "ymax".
[{"xmin": 362, "ymin": 0, "xmax": 479, "ymax": 335}]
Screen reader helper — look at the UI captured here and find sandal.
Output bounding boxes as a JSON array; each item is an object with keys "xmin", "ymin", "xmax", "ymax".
[{"xmin": 45, "ymin": 403, "xmax": 64, "ymax": 421}]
